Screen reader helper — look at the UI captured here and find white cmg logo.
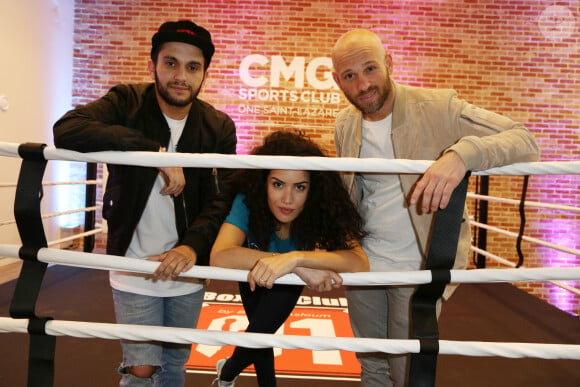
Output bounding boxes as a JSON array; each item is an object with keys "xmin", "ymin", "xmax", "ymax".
[{"xmin": 239, "ymin": 54, "xmax": 337, "ymax": 90}]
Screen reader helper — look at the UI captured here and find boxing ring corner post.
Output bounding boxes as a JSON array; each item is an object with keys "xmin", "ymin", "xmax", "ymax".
[
  {"xmin": 10, "ymin": 142, "xmax": 56, "ymax": 387},
  {"xmin": 409, "ymin": 173, "xmax": 470, "ymax": 387}
]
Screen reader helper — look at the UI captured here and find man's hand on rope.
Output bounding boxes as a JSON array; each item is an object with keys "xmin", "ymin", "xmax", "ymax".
[
  {"xmin": 149, "ymin": 245, "xmax": 197, "ymax": 280},
  {"xmin": 410, "ymin": 151, "xmax": 467, "ymax": 213}
]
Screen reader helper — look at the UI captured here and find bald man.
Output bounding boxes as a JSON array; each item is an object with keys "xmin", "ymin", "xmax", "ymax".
[{"xmin": 331, "ymin": 29, "xmax": 539, "ymax": 387}]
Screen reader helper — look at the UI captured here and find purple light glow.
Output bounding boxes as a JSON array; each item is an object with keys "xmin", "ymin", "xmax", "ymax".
[
  {"xmin": 548, "ymin": 279, "xmax": 578, "ymax": 316},
  {"xmin": 539, "ymin": 218, "xmax": 579, "ymax": 315}
]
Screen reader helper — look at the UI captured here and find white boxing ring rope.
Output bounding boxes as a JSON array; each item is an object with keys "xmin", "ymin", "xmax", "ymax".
[
  {"xmin": 0, "ymin": 245, "xmax": 579, "ymax": 287},
  {"xmin": 0, "ymin": 175, "xmax": 103, "ymax": 242},
  {"xmin": 0, "ymin": 244, "xmax": 579, "ymax": 360},
  {"xmin": 467, "ymin": 192, "xmax": 580, "ymax": 213},
  {"xmin": 0, "ymin": 179, "xmax": 102, "ymax": 188},
  {"xmin": 47, "ymin": 228, "xmax": 103, "ymax": 248},
  {"xmin": 470, "ymin": 220, "xmax": 580, "ymax": 257},
  {"xmin": 1, "ymin": 317, "xmax": 579, "ymax": 360},
  {"xmin": 466, "ymin": 191, "xmax": 580, "ymax": 296},
  {"xmin": 0, "ymin": 204, "xmax": 103, "ymax": 245},
  {"xmin": 0, "ymin": 205, "xmax": 103, "ymax": 228},
  {"xmin": 0, "ymin": 142, "xmax": 579, "ymax": 363},
  {"xmin": 1, "ymin": 142, "xmax": 579, "ymax": 176},
  {"xmin": 470, "ymin": 245, "xmax": 580, "ymax": 296},
  {"xmin": 0, "ymin": 173, "xmax": 104, "ymax": 246}
]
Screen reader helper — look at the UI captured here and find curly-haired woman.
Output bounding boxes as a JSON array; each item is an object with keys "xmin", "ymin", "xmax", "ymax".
[{"xmin": 210, "ymin": 130, "xmax": 368, "ymax": 386}]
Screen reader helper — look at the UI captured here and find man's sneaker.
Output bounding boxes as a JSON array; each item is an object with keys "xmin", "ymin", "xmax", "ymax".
[{"xmin": 212, "ymin": 358, "xmax": 237, "ymax": 387}]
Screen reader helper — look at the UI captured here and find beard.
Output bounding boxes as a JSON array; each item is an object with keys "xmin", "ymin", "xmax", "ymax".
[
  {"xmin": 347, "ymin": 79, "xmax": 391, "ymax": 116},
  {"xmin": 154, "ymin": 71, "xmax": 201, "ymax": 107}
]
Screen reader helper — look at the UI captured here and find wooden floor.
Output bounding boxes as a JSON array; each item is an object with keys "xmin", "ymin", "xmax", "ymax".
[
  {"xmin": 1, "ymin": 264, "xmax": 579, "ymax": 387},
  {"xmin": 0, "ymin": 258, "xmax": 22, "ymax": 285}
]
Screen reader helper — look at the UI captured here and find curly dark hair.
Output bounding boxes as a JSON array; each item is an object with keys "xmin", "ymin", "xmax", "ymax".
[{"xmin": 234, "ymin": 130, "xmax": 367, "ymax": 252}]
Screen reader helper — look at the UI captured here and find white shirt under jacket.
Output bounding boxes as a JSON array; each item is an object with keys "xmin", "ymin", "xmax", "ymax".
[{"xmin": 109, "ymin": 114, "xmax": 203, "ymax": 297}]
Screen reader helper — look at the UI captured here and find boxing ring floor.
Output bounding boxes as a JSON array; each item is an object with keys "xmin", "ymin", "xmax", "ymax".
[{"xmin": 0, "ymin": 263, "xmax": 578, "ymax": 387}]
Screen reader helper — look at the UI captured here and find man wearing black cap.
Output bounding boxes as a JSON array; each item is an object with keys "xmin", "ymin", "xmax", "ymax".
[{"xmin": 53, "ymin": 20, "xmax": 237, "ymax": 386}]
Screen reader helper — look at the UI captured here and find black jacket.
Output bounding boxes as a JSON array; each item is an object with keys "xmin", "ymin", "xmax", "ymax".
[{"xmin": 53, "ymin": 83, "xmax": 237, "ymax": 265}]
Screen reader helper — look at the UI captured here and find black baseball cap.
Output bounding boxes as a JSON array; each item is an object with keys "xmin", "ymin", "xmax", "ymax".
[{"xmin": 151, "ymin": 20, "xmax": 215, "ymax": 68}]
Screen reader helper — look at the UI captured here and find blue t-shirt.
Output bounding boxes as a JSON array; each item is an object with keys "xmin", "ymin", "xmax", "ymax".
[{"xmin": 225, "ymin": 194, "xmax": 298, "ymax": 253}]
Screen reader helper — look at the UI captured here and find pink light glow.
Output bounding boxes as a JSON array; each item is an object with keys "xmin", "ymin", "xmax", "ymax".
[{"xmin": 539, "ymin": 218, "xmax": 579, "ymax": 315}]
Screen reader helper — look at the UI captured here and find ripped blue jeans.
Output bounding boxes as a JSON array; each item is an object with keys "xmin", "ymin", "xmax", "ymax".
[{"xmin": 112, "ymin": 287, "xmax": 204, "ymax": 386}]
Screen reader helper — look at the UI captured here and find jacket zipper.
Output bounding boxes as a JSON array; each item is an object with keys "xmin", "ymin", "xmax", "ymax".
[
  {"xmin": 212, "ymin": 168, "xmax": 221, "ymax": 194},
  {"xmin": 181, "ymin": 195, "xmax": 189, "ymax": 229}
]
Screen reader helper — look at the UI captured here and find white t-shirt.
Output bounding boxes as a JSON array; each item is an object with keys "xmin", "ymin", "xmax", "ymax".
[
  {"xmin": 359, "ymin": 115, "xmax": 423, "ymax": 271},
  {"xmin": 109, "ymin": 114, "xmax": 203, "ymax": 296}
]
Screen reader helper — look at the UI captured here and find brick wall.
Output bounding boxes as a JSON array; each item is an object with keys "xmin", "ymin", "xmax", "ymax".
[{"xmin": 72, "ymin": 0, "xmax": 579, "ymax": 314}]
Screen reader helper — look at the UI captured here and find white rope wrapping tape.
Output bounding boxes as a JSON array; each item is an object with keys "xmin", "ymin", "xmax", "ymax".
[
  {"xmin": 0, "ymin": 317, "xmax": 578, "ymax": 360},
  {"xmin": 1, "ymin": 142, "xmax": 579, "ymax": 176},
  {"xmin": 0, "ymin": 245, "xmax": 578, "ymax": 286}
]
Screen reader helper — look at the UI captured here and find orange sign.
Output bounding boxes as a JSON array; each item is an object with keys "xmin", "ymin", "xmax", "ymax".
[{"xmin": 187, "ymin": 302, "xmax": 360, "ymax": 379}]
